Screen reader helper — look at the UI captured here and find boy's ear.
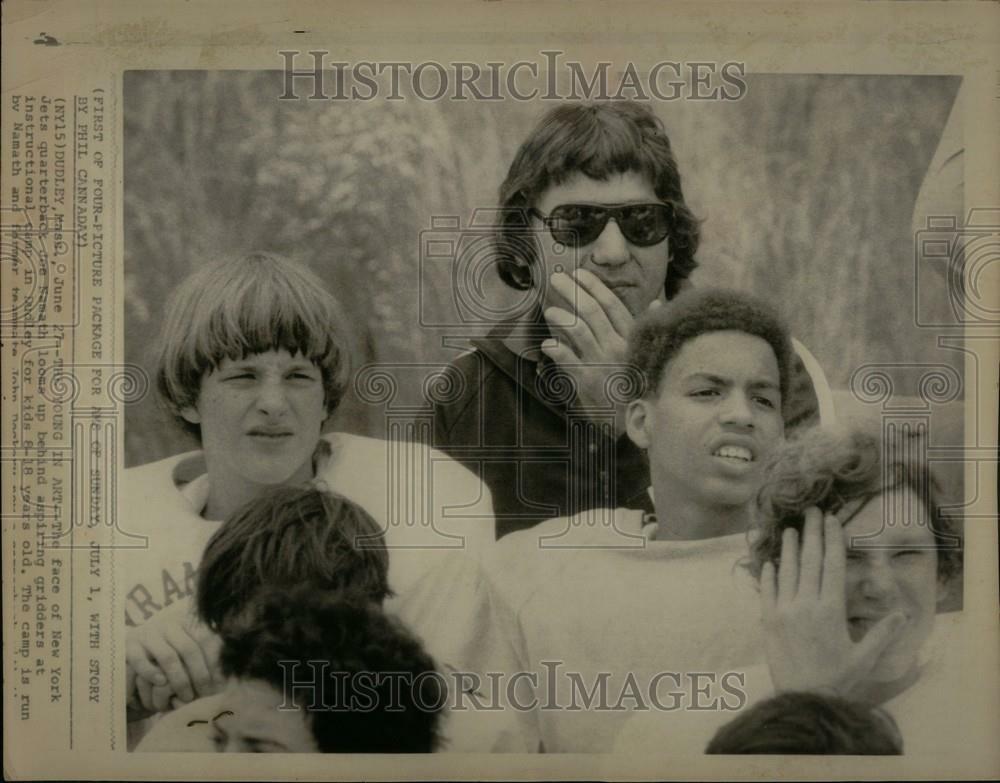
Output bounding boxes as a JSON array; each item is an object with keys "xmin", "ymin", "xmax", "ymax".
[
  {"xmin": 180, "ymin": 406, "xmax": 202, "ymax": 425},
  {"xmin": 625, "ymin": 399, "xmax": 653, "ymax": 450}
]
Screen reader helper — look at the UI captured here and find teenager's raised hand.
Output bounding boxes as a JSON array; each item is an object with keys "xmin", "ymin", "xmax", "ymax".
[{"xmin": 760, "ymin": 507, "xmax": 906, "ymax": 699}]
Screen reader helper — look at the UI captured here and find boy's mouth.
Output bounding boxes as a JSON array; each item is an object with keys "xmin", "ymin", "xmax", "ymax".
[
  {"xmin": 247, "ymin": 428, "xmax": 293, "ymax": 440},
  {"xmin": 712, "ymin": 445, "xmax": 753, "ymax": 463}
]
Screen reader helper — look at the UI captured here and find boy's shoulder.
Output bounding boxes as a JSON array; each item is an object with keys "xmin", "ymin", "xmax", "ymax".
[
  {"xmin": 483, "ymin": 508, "xmax": 646, "ymax": 608},
  {"xmin": 323, "ymin": 432, "xmax": 487, "ymax": 489},
  {"xmin": 121, "ymin": 449, "xmax": 206, "ymax": 517}
]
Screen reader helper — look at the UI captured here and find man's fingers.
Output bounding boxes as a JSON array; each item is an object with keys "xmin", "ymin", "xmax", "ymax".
[
  {"xmin": 546, "ymin": 270, "xmax": 578, "ymax": 309},
  {"xmin": 572, "ymin": 269, "xmax": 634, "ymax": 339},
  {"xmin": 548, "ymin": 272, "xmax": 613, "ymax": 344},
  {"xmin": 777, "ymin": 527, "xmax": 800, "ymax": 602},
  {"xmin": 544, "ymin": 304, "xmax": 600, "ymax": 359},
  {"xmin": 798, "ymin": 508, "xmax": 825, "ymax": 598},
  {"xmin": 540, "ymin": 336, "xmax": 580, "ymax": 369}
]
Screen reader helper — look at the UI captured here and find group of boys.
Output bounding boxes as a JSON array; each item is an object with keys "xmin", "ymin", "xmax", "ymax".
[{"xmin": 125, "ymin": 101, "xmax": 919, "ymax": 755}]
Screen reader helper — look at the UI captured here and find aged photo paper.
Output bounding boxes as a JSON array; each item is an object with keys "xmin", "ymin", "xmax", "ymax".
[{"xmin": 3, "ymin": 0, "xmax": 998, "ymax": 779}]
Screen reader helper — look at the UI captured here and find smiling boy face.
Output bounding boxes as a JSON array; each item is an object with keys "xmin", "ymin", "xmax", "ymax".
[
  {"xmin": 843, "ymin": 488, "xmax": 944, "ymax": 686},
  {"xmin": 629, "ymin": 330, "xmax": 785, "ymax": 512}
]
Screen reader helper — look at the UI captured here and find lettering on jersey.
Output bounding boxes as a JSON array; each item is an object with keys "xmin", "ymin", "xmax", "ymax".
[{"xmin": 124, "ymin": 561, "xmax": 199, "ymax": 626}]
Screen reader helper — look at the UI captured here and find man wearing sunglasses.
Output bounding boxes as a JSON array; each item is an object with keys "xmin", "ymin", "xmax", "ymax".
[{"xmin": 433, "ymin": 101, "xmax": 819, "ymax": 539}]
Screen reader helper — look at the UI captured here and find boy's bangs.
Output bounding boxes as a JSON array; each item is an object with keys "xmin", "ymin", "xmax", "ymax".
[{"xmin": 193, "ymin": 278, "xmax": 336, "ymax": 371}]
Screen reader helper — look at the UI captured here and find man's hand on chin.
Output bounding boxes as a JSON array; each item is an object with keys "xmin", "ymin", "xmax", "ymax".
[{"xmin": 542, "ymin": 268, "xmax": 663, "ymax": 429}]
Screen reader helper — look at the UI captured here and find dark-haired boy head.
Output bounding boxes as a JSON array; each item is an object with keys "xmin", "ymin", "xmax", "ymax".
[
  {"xmin": 211, "ymin": 584, "xmax": 445, "ymax": 753},
  {"xmin": 130, "ymin": 486, "xmax": 391, "ymax": 726},
  {"xmin": 705, "ymin": 691, "xmax": 903, "ymax": 755},
  {"xmin": 483, "ymin": 288, "xmax": 800, "ymax": 752},
  {"xmin": 196, "ymin": 485, "xmax": 391, "ymax": 633},
  {"xmin": 623, "ymin": 287, "xmax": 792, "ymax": 540},
  {"xmin": 136, "ymin": 487, "xmax": 522, "ymax": 753},
  {"xmin": 135, "ymin": 491, "xmax": 433, "ymax": 753}
]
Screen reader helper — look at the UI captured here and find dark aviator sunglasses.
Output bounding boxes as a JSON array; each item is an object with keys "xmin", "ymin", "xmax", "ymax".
[{"xmin": 529, "ymin": 202, "xmax": 674, "ymax": 248}]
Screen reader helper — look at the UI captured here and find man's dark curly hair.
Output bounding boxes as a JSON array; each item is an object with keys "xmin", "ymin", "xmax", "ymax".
[
  {"xmin": 197, "ymin": 486, "xmax": 391, "ymax": 633},
  {"xmin": 748, "ymin": 426, "xmax": 963, "ymax": 584},
  {"xmin": 624, "ymin": 287, "xmax": 794, "ymax": 413},
  {"xmin": 220, "ymin": 584, "xmax": 445, "ymax": 753},
  {"xmin": 496, "ymin": 101, "xmax": 701, "ymax": 299},
  {"xmin": 706, "ymin": 691, "xmax": 903, "ymax": 755}
]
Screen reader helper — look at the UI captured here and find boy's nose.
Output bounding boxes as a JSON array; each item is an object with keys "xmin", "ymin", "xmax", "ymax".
[
  {"xmin": 857, "ymin": 557, "xmax": 899, "ymax": 599},
  {"xmin": 256, "ymin": 381, "xmax": 290, "ymax": 415},
  {"xmin": 720, "ymin": 392, "xmax": 755, "ymax": 428}
]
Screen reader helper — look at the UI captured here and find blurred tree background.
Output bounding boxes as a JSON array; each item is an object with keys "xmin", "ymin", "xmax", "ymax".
[{"xmin": 124, "ymin": 71, "xmax": 961, "ymax": 467}]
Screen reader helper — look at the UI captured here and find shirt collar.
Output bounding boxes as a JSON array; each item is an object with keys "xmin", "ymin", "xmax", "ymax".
[{"xmin": 172, "ymin": 439, "xmax": 332, "ymax": 518}]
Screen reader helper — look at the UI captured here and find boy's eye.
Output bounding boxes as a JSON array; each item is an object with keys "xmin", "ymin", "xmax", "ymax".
[
  {"xmin": 691, "ymin": 389, "xmax": 719, "ymax": 397},
  {"xmin": 754, "ymin": 395, "xmax": 777, "ymax": 408}
]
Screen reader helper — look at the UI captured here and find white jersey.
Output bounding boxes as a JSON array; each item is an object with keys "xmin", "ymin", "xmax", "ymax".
[
  {"xmin": 482, "ymin": 508, "xmax": 765, "ymax": 752},
  {"xmin": 122, "ymin": 432, "xmax": 527, "ymax": 751}
]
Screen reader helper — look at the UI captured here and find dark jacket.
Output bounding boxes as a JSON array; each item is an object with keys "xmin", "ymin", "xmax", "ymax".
[{"xmin": 433, "ymin": 321, "xmax": 820, "ymax": 539}]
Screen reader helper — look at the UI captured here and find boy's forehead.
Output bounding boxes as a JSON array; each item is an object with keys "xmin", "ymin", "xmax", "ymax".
[
  {"xmin": 843, "ymin": 487, "xmax": 932, "ymax": 539},
  {"xmin": 662, "ymin": 330, "xmax": 779, "ymax": 378}
]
